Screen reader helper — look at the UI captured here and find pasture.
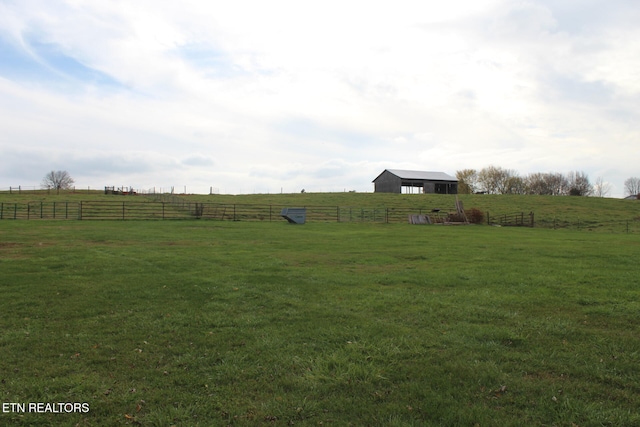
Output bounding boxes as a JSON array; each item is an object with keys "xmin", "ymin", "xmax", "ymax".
[
  {"xmin": 1, "ymin": 215, "xmax": 639, "ymax": 426},
  {"xmin": 1, "ymin": 191, "xmax": 640, "ymax": 232}
]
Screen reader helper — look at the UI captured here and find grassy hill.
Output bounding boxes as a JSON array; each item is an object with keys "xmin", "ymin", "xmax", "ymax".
[{"xmin": 1, "ymin": 190, "xmax": 639, "ymax": 231}]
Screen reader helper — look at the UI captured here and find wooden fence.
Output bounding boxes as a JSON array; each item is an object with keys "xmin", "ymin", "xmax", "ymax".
[{"xmin": 487, "ymin": 211, "xmax": 534, "ymax": 227}]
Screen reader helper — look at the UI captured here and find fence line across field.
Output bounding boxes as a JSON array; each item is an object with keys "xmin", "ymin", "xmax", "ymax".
[
  {"xmin": 0, "ymin": 200, "xmax": 638, "ymax": 233},
  {"xmin": 0, "ymin": 201, "xmax": 423, "ymax": 223}
]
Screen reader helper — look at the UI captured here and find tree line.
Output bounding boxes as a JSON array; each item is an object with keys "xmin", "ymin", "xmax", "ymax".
[{"xmin": 456, "ymin": 166, "xmax": 640, "ymax": 198}]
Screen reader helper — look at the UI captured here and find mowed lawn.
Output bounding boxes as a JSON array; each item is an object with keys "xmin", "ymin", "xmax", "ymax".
[{"xmin": 0, "ymin": 220, "xmax": 639, "ymax": 426}]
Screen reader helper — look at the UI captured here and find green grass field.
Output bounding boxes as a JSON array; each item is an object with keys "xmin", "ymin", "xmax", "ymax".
[{"xmin": 1, "ymin": 212, "xmax": 639, "ymax": 426}]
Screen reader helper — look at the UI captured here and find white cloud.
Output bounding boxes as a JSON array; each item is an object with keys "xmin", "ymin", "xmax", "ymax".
[{"xmin": 0, "ymin": 0, "xmax": 638, "ymax": 197}]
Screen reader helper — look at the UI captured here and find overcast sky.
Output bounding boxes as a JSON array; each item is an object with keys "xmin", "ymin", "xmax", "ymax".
[{"xmin": 1, "ymin": 1, "xmax": 638, "ymax": 196}]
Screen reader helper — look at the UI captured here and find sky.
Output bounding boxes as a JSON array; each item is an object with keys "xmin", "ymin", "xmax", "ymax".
[{"xmin": 0, "ymin": 0, "xmax": 638, "ymax": 196}]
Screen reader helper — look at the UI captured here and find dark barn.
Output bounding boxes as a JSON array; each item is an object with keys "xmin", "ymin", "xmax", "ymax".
[{"xmin": 373, "ymin": 169, "xmax": 458, "ymax": 194}]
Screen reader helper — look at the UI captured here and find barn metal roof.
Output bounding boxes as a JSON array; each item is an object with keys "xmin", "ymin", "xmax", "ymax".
[{"xmin": 375, "ymin": 169, "xmax": 458, "ymax": 182}]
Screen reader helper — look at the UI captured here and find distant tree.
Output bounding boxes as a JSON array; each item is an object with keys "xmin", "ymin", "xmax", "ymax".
[
  {"xmin": 547, "ymin": 172, "xmax": 570, "ymax": 195},
  {"xmin": 477, "ymin": 166, "xmax": 519, "ymax": 194},
  {"xmin": 566, "ymin": 171, "xmax": 592, "ymax": 196},
  {"xmin": 624, "ymin": 177, "xmax": 640, "ymax": 196},
  {"xmin": 477, "ymin": 166, "xmax": 503, "ymax": 194},
  {"xmin": 545, "ymin": 172, "xmax": 569, "ymax": 196},
  {"xmin": 524, "ymin": 172, "xmax": 551, "ymax": 195},
  {"xmin": 456, "ymin": 169, "xmax": 478, "ymax": 194},
  {"xmin": 592, "ymin": 177, "xmax": 611, "ymax": 198},
  {"xmin": 42, "ymin": 170, "xmax": 74, "ymax": 192},
  {"xmin": 504, "ymin": 175, "xmax": 526, "ymax": 194}
]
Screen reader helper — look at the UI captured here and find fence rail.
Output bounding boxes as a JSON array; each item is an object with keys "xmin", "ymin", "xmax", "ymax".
[
  {"xmin": 0, "ymin": 201, "xmax": 467, "ymax": 223},
  {"xmin": 1, "ymin": 201, "xmax": 639, "ymax": 233},
  {"xmin": 487, "ymin": 211, "xmax": 535, "ymax": 227}
]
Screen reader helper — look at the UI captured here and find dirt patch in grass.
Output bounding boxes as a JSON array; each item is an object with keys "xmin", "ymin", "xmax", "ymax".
[
  {"xmin": 0, "ymin": 242, "xmax": 30, "ymax": 259},
  {"xmin": 0, "ymin": 242, "xmax": 20, "ymax": 248}
]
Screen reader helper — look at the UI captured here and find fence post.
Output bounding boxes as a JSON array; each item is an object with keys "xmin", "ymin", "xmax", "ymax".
[
  {"xmin": 14, "ymin": 203, "xmax": 17, "ymax": 219},
  {"xmin": 79, "ymin": 201, "xmax": 83, "ymax": 220},
  {"xmin": 122, "ymin": 202, "xmax": 126, "ymax": 220},
  {"xmin": 0, "ymin": 202, "xmax": 3, "ymax": 219},
  {"xmin": 27, "ymin": 203, "xmax": 30, "ymax": 220},
  {"xmin": 41, "ymin": 202, "xmax": 43, "ymax": 219},
  {"xmin": 162, "ymin": 202, "xmax": 165, "ymax": 220}
]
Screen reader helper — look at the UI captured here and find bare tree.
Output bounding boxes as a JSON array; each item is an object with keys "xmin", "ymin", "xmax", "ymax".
[
  {"xmin": 456, "ymin": 169, "xmax": 478, "ymax": 194},
  {"xmin": 524, "ymin": 172, "xmax": 551, "ymax": 195},
  {"xmin": 42, "ymin": 170, "xmax": 75, "ymax": 192},
  {"xmin": 592, "ymin": 177, "xmax": 611, "ymax": 197},
  {"xmin": 544, "ymin": 172, "xmax": 569, "ymax": 196},
  {"xmin": 624, "ymin": 177, "xmax": 640, "ymax": 196},
  {"xmin": 504, "ymin": 175, "xmax": 526, "ymax": 194},
  {"xmin": 477, "ymin": 166, "xmax": 499, "ymax": 194},
  {"xmin": 476, "ymin": 166, "xmax": 522, "ymax": 194},
  {"xmin": 566, "ymin": 171, "xmax": 592, "ymax": 196}
]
